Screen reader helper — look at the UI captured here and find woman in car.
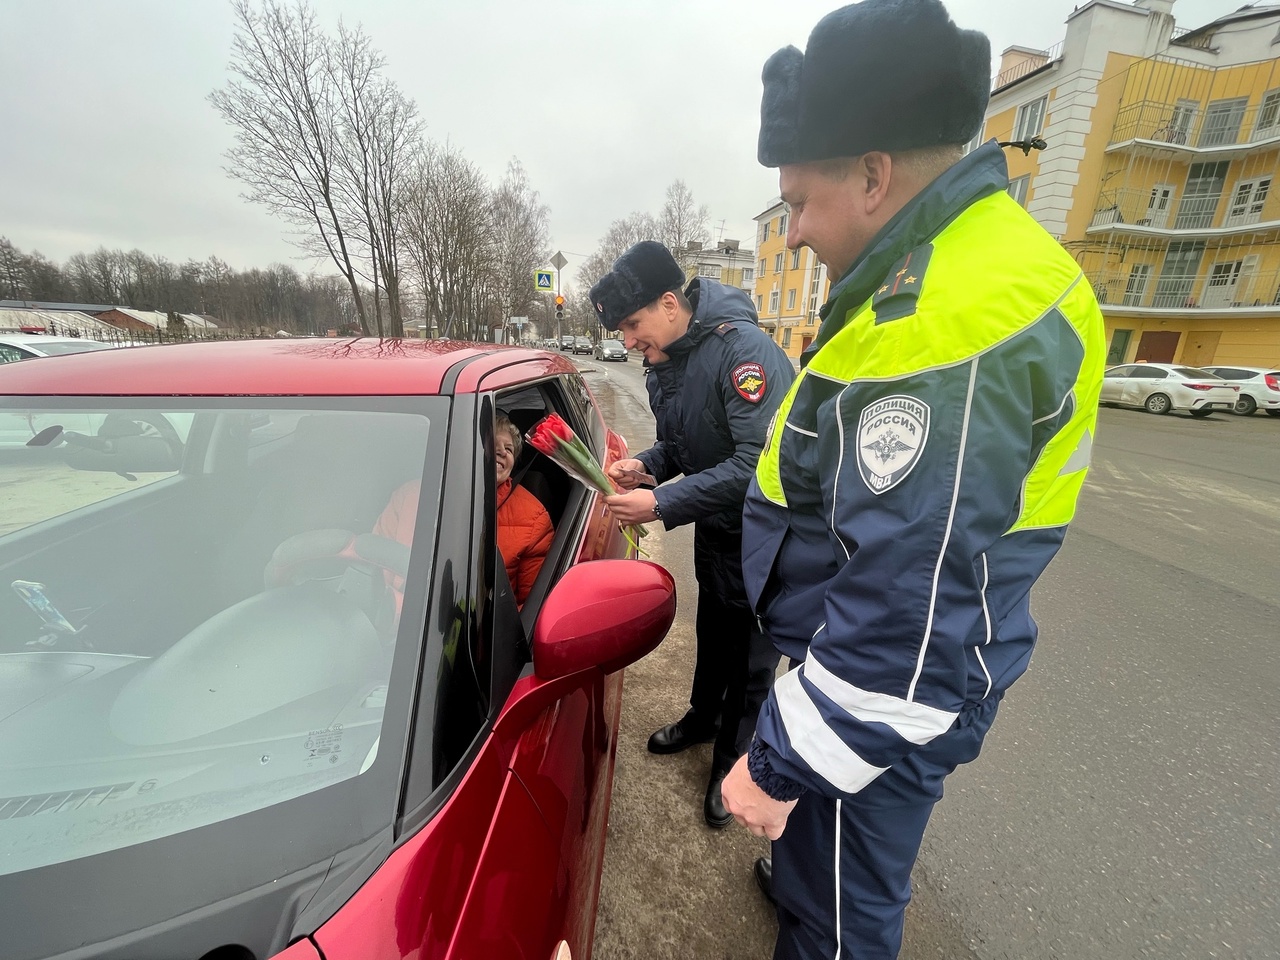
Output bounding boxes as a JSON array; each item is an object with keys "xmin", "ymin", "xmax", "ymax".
[{"xmin": 375, "ymin": 415, "xmax": 553, "ymax": 608}]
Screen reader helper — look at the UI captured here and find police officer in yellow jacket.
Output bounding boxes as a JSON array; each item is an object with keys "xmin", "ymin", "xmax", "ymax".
[{"xmin": 719, "ymin": 2, "xmax": 1106, "ymax": 957}]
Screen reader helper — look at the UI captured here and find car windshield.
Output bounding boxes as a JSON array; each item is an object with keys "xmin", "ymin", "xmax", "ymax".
[
  {"xmin": 1173, "ymin": 366, "xmax": 1221, "ymax": 379},
  {"xmin": 28, "ymin": 340, "xmax": 114, "ymax": 356},
  {"xmin": 0, "ymin": 399, "xmax": 442, "ymax": 883}
]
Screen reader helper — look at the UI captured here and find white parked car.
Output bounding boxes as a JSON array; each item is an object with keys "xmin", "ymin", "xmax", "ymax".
[
  {"xmin": 1198, "ymin": 365, "xmax": 1280, "ymax": 417},
  {"xmin": 0, "ymin": 335, "xmax": 114, "ymax": 364},
  {"xmin": 1100, "ymin": 363, "xmax": 1239, "ymax": 417}
]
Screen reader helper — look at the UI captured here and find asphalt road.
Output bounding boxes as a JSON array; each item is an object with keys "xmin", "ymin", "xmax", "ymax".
[{"xmin": 579, "ymin": 353, "xmax": 1280, "ymax": 960}]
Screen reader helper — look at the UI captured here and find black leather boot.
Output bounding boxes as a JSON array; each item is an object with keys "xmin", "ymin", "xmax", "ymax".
[
  {"xmin": 704, "ymin": 766, "xmax": 733, "ymax": 828},
  {"xmin": 647, "ymin": 716, "xmax": 718, "ymax": 755},
  {"xmin": 754, "ymin": 856, "xmax": 775, "ymax": 905}
]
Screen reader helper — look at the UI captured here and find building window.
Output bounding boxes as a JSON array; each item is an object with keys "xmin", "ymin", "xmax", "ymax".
[
  {"xmin": 790, "ymin": 249, "xmax": 801, "ymax": 270},
  {"xmin": 809, "ymin": 295, "xmax": 820, "ymax": 315},
  {"xmin": 782, "ymin": 327, "xmax": 792, "ymax": 348},
  {"xmin": 1256, "ymin": 89, "xmax": 1280, "ymax": 141},
  {"xmin": 698, "ymin": 264, "xmax": 722, "ymax": 280},
  {"xmin": 756, "ymin": 294, "xmax": 764, "ymax": 311},
  {"xmin": 1199, "ymin": 97, "xmax": 1248, "ymax": 147},
  {"xmin": 742, "ymin": 267, "xmax": 754, "ymax": 282},
  {"xmin": 769, "ymin": 289, "xmax": 780, "ymax": 313},
  {"xmin": 1152, "ymin": 240, "xmax": 1205, "ymax": 308},
  {"xmin": 774, "ymin": 252, "xmax": 784, "ymax": 273},
  {"xmin": 786, "ymin": 289, "xmax": 797, "ymax": 311},
  {"xmin": 1014, "ymin": 96, "xmax": 1047, "ymax": 140},
  {"xmin": 1008, "ymin": 175, "xmax": 1030, "ymax": 207},
  {"xmin": 1225, "ymin": 177, "xmax": 1271, "ymax": 226},
  {"xmin": 1121, "ymin": 264, "xmax": 1151, "ymax": 307},
  {"xmin": 759, "ymin": 257, "xmax": 767, "ymax": 276},
  {"xmin": 779, "ymin": 213, "xmax": 788, "ymax": 234},
  {"xmin": 762, "ymin": 222, "xmax": 771, "ymax": 242},
  {"xmin": 1175, "ymin": 161, "xmax": 1229, "ymax": 229}
]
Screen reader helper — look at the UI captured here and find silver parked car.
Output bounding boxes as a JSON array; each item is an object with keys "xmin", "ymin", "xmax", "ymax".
[
  {"xmin": 1100, "ymin": 363, "xmax": 1239, "ymax": 417},
  {"xmin": 0, "ymin": 335, "xmax": 113, "ymax": 364},
  {"xmin": 594, "ymin": 339, "xmax": 628, "ymax": 362},
  {"xmin": 1198, "ymin": 365, "xmax": 1280, "ymax": 417}
]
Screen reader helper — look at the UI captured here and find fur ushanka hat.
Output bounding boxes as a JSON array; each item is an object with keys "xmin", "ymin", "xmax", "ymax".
[
  {"xmin": 758, "ymin": 0, "xmax": 991, "ymax": 166},
  {"xmin": 589, "ymin": 241, "xmax": 687, "ymax": 331}
]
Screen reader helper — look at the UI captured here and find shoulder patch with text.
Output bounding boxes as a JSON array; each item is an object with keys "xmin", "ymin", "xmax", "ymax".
[
  {"xmin": 732, "ymin": 362, "xmax": 768, "ymax": 403},
  {"xmin": 856, "ymin": 395, "xmax": 930, "ymax": 494}
]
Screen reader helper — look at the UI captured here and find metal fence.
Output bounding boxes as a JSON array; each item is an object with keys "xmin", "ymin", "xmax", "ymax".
[
  {"xmin": 992, "ymin": 41, "xmax": 1064, "ymax": 91},
  {"xmin": 1110, "ymin": 98, "xmax": 1280, "ymax": 148},
  {"xmin": 1090, "ymin": 267, "xmax": 1280, "ymax": 310}
]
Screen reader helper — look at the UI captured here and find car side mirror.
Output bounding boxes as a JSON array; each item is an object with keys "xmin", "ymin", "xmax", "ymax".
[{"xmin": 532, "ymin": 559, "xmax": 676, "ymax": 679}]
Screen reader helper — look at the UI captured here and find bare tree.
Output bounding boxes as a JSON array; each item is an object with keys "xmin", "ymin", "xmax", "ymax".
[
  {"xmin": 576, "ymin": 210, "xmax": 661, "ymax": 294},
  {"xmin": 329, "ymin": 21, "xmax": 419, "ymax": 336},
  {"xmin": 491, "ymin": 158, "xmax": 550, "ymax": 326},
  {"xmin": 0, "ymin": 237, "xmax": 25, "ymax": 299},
  {"xmin": 209, "ymin": 0, "xmax": 371, "ymax": 332},
  {"xmin": 401, "ymin": 141, "xmax": 499, "ymax": 340},
  {"xmin": 659, "ymin": 179, "xmax": 710, "ymax": 272}
]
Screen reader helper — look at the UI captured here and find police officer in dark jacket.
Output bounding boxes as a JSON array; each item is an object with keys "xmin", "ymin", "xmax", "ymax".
[{"xmin": 595, "ymin": 240, "xmax": 794, "ymax": 827}]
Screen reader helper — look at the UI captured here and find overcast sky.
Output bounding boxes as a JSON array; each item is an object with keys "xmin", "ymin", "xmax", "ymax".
[{"xmin": 0, "ymin": 0, "xmax": 1241, "ymax": 288}]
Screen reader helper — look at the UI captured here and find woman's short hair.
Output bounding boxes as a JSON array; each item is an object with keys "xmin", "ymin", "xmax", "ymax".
[{"xmin": 495, "ymin": 413, "xmax": 522, "ymax": 457}]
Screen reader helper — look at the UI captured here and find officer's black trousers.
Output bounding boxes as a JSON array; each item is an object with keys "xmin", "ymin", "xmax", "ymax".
[
  {"xmin": 687, "ymin": 586, "xmax": 779, "ymax": 773},
  {"xmin": 771, "ymin": 694, "xmax": 1001, "ymax": 960}
]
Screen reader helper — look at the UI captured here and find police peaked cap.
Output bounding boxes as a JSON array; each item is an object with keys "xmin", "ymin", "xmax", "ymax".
[
  {"xmin": 589, "ymin": 241, "xmax": 687, "ymax": 331},
  {"xmin": 758, "ymin": 0, "xmax": 991, "ymax": 166}
]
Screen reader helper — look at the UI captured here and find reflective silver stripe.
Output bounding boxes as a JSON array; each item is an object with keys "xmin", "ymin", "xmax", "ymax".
[
  {"xmin": 774, "ymin": 668, "xmax": 889, "ymax": 793},
  {"xmin": 785, "ymin": 421, "xmax": 819, "ymax": 438},
  {"xmin": 907, "ymin": 357, "xmax": 977, "ymax": 703},
  {"xmin": 804, "ymin": 655, "xmax": 957, "ymax": 746},
  {"xmin": 975, "ymin": 647, "xmax": 993, "ymax": 700},
  {"xmin": 978, "ymin": 553, "xmax": 994, "ymax": 698},
  {"xmin": 980, "ymin": 553, "xmax": 992, "ymax": 644}
]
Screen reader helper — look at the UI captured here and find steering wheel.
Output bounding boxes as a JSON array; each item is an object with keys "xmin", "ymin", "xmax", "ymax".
[{"xmin": 264, "ymin": 529, "xmax": 411, "ymax": 589}]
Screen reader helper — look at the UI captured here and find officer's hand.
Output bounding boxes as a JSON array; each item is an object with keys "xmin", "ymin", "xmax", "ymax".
[
  {"xmin": 603, "ymin": 489, "xmax": 658, "ymax": 525},
  {"xmin": 722, "ymin": 754, "xmax": 797, "ymax": 841},
  {"xmin": 607, "ymin": 458, "xmax": 647, "ymax": 490}
]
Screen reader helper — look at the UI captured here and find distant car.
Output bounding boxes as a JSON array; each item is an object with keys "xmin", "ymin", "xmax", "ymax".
[
  {"xmin": 1199, "ymin": 365, "xmax": 1280, "ymax": 417},
  {"xmin": 594, "ymin": 339, "xmax": 628, "ymax": 362},
  {"xmin": 0, "ymin": 335, "xmax": 113, "ymax": 364},
  {"xmin": 543, "ymin": 338, "xmax": 558, "ymax": 350},
  {"xmin": 1100, "ymin": 363, "xmax": 1239, "ymax": 416},
  {"xmin": 0, "ymin": 339, "xmax": 675, "ymax": 960},
  {"xmin": 558, "ymin": 335, "xmax": 575, "ymax": 351},
  {"xmin": 572, "ymin": 337, "xmax": 593, "ymax": 355}
]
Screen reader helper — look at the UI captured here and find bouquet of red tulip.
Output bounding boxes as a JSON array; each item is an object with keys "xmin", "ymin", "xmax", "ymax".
[{"xmin": 525, "ymin": 413, "xmax": 649, "ymax": 543}]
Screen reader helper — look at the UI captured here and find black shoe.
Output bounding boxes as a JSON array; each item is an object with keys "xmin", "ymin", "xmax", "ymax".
[
  {"xmin": 754, "ymin": 857, "xmax": 775, "ymax": 906},
  {"xmin": 704, "ymin": 769, "xmax": 733, "ymax": 828},
  {"xmin": 647, "ymin": 718, "xmax": 717, "ymax": 755}
]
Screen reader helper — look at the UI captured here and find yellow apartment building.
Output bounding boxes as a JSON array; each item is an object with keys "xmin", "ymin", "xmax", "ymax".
[
  {"xmin": 682, "ymin": 238, "xmax": 757, "ymax": 294},
  {"xmin": 752, "ymin": 200, "xmax": 831, "ymax": 358},
  {"xmin": 982, "ymin": 0, "xmax": 1280, "ymax": 367}
]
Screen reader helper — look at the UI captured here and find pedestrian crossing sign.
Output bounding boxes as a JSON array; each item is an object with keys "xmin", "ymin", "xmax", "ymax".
[{"xmin": 534, "ymin": 270, "xmax": 554, "ymax": 291}]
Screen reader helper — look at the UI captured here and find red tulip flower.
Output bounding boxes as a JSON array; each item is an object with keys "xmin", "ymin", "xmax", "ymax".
[{"xmin": 525, "ymin": 413, "xmax": 648, "ymax": 539}]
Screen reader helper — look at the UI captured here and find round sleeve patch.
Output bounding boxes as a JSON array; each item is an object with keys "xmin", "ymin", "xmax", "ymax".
[{"xmin": 732, "ymin": 362, "xmax": 768, "ymax": 403}]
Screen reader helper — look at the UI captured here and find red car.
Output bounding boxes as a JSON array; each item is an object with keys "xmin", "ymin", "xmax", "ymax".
[{"xmin": 0, "ymin": 339, "xmax": 674, "ymax": 960}]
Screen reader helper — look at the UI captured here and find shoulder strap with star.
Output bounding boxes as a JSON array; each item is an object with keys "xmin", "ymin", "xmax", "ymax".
[{"xmin": 872, "ymin": 243, "xmax": 933, "ymax": 324}]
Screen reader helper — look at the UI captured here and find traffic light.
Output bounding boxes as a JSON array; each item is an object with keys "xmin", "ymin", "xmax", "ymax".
[{"xmin": 554, "ymin": 294, "xmax": 565, "ymax": 322}]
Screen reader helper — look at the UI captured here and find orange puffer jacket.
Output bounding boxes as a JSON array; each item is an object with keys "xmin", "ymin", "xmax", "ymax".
[{"xmin": 496, "ymin": 479, "xmax": 554, "ymax": 607}]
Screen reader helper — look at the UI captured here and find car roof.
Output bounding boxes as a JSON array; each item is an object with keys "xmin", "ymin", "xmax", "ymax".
[
  {"xmin": 0, "ymin": 338, "xmax": 576, "ymax": 396},
  {"xmin": 1205, "ymin": 365, "xmax": 1278, "ymax": 373}
]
